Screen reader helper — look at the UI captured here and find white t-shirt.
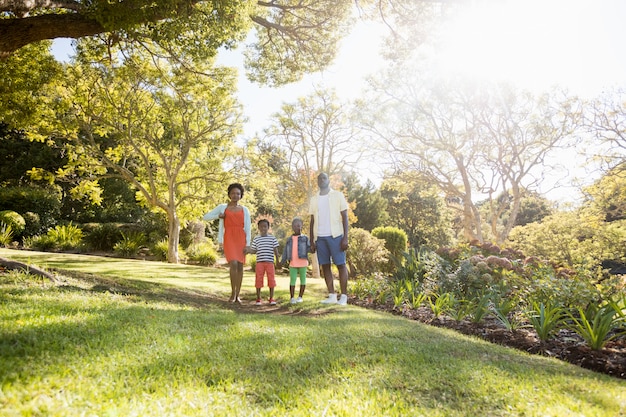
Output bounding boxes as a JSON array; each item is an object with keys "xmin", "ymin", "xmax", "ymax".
[{"xmin": 317, "ymin": 194, "xmax": 332, "ymax": 237}]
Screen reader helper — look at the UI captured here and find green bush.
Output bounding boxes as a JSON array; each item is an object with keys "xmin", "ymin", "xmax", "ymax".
[
  {"xmin": 0, "ymin": 186, "xmax": 61, "ymax": 231},
  {"xmin": 0, "ymin": 223, "xmax": 14, "ymax": 247},
  {"xmin": 21, "ymin": 211, "xmax": 43, "ymax": 238},
  {"xmin": 0, "ymin": 210, "xmax": 25, "ymax": 237},
  {"xmin": 113, "ymin": 231, "xmax": 146, "ymax": 258},
  {"xmin": 47, "ymin": 223, "xmax": 84, "ymax": 251},
  {"xmin": 372, "ymin": 226, "xmax": 408, "ymax": 273},
  {"xmin": 247, "ymin": 254, "xmax": 257, "ymax": 271},
  {"xmin": 186, "ymin": 241, "xmax": 218, "ymax": 266},
  {"xmin": 346, "ymin": 228, "xmax": 389, "ymax": 278},
  {"xmin": 83, "ymin": 223, "xmax": 123, "ymax": 251},
  {"xmin": 151, "ymin": 238, "xmax": 169, "ymax": 261}
]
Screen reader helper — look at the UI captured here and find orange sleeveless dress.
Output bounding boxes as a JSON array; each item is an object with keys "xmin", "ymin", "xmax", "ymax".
[{"xmin": 223, "ymin": 208, "xmax": 246, "ymax": 263}]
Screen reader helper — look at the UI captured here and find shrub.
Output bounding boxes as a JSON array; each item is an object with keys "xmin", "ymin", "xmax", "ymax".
[
  {"xmin": 346, "ymin": 228, "xmax": 389, "ymax": 278},
  {"xmin": 247, "ymin": 254, "xmax": 257, "ymax": 271},
  {"xmin": 83, "ymin": 223, "xmax": 123, "ymax": 251},
  {"xmin": 0, "ymin": 186, "xmax": 61, "ymax": 231},
  {"xmin": 21, "ymin": 211, "xmax": 43, "ymax": 238},
  {"xmin": 0, "ymin": 223, "xmax": 14, "ymax": 247},
  {"xmin": 526, "ymin": 302, "xmax": 566, "ymax": 341},
  {"xmin": 47, "ymin": 223, "xmax": 84, "ymax": 251},
  {"xmin": 0, "ymin": 210, "xmax": 25, "ymax": 237},
  {"xmin": 113, "ymin": 231, "xmax": 146, "ymax": 257},
  {"xmin": 372, "ymin": 226, "xmax": 408, "ymax": 273},
  {"xmin": 567, "ymin": 304, "xmax": 625, "ymax": 350},
  {"xmin": 186, "ymin": 241, "xmax": 218, "ymax": 266},
  {"xmin": 151, "ymin": 238, "xmax": 169, "ymax": 261}
]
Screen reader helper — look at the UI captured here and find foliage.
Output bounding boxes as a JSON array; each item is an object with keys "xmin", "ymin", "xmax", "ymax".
[
  {"xmin": 2, "ymin": 0, "xmax": 357, "ymax": 87},
  {"xmin": 47, "ymin": 223, "xmax": 84, "ymax": 251},
  {"xmin": 349, "ymin": 274, "xmax": 392, "ymax": 305},
  {"xmin": 82, "ymin": 223, "xmax": 123, "ymax": 252},
  {"xmin": 379, "ymin": 172, "xmax": 454, "ymax": 249},
  {"xmin": 247, "ymin": 254, "xmax": 257, "ymax": 272},
  {"xmin": 62, "ymin": 46, "xmax": 240, "ymax": 263},
  {"xmin": 526, "ymin": 302, "xmax": 566, "ymax": 341},
  {"xmin": 0, "ymin": 185, "xmax": 61, "ymax": 232},
  {"xmin": 372, "ymin": 226, "xmax": 408, "ymax": 273},
  {"xmin": 360, "ymin": 76, "xmax": 580, "ymax": 244},
  {"xmin": 392, "ymin": 247, "xmax": 447, "ymax": 297},
  {"xmin": 345, "ymin": 228, "xmax": 389, "ymax": 278},
  {"xmin": 567, "ymin": 304, "xmax": 625, "ymax": 350},
  {"xmin": 264, "ymin": 87, "xmax": 364, "ymax": 180},
  {"xmin": 507, "ymin": 210, "xmax": 626, "ymax": 268},
  {"xmin": 427, "ymin": 293, "xmax": 453, "ymax": 317},
  {"xmin": 186, "ymin": 241, "xmax": 219, "ymax": 266},
  {"xmin": 0, "ymin": 223, "xmax": 13, "ymax": 247},
  {"xmin": 0, "ymin": 44, "xmax": 62, "ymax": 137},
  {"xmin": 343, "ymin": 173, "xmax": 389, "ymax": 231},
  {"xmin": 24, "ymin": 223, "xmax": 84, "ymax": 251},
  {"xmin": 0, "ymin": 210, "xmax": 25, "ymax": 237},
  {"xmin": 113, "ymin": 232, "xmax": 146, "ymax": 258}
]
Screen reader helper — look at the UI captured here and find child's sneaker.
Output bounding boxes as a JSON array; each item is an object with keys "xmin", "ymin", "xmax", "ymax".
[
  {"xmin": 296, "ymin": 297, "xmax": 303, "ymax": 303},
  {"xmin": 255, "ymin": 299, "xmax": 262, "ymax": 306},
  {"xmin": 338, "ymin": 294, "xmax": 348, "ymax": 305},
  {"xmin": 321, "ymin": 293, "xmax": 337, "ymax": 304},
  {"xmin": 290, "ymin": 298, "xmax": 297, "ymax": 304},
  {"xmin": 269, "ymin": 298, "xmax": 277, "ymax": 305}
]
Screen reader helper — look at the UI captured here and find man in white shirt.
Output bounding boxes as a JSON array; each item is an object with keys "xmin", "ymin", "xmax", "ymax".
[{"xmin": 309, "ymin": 172, "xmax": 349, "ymax": 305}]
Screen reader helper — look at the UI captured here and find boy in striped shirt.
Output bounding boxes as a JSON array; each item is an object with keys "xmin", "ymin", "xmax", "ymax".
[{"xmin": 248, "ymin": 219, "xmax": 280, "ymax": 305}]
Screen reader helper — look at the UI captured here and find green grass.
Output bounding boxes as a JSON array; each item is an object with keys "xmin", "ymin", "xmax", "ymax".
[{"xmin": 1, "ymin": 249, "xmax": 625, "ymax": 416}]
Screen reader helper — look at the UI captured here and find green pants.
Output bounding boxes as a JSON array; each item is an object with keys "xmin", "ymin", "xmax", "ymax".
[{"xmin": 289, "ymin": 267, "xmax": 307, "ymax": 286}]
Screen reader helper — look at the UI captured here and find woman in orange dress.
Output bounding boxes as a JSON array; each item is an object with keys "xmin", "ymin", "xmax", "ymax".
[{"xmin": 203, "ymin": 183, "xmax": 251, "ymax": 303}]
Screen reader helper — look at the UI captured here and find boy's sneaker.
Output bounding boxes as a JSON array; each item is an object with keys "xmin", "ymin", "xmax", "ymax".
[
  {"xmin": 269, "ymin": 298, "xmax": 277, "ymax": 305},
  {"xmin": 338, "ymin": 294, "xmax": 348, "ymax": 306},
  {"xmin": 296, "ymin": 297, "xmax": 303, "ymax": 303},
  {"xmin": 255, "ymin": 299, "xmax": 262, "ymax": 306},
  {"xmin": 321, "ymin": 293, "xmax": 338, "ymax": 304},
  {"xmin": 290, "ymin": 297, "xmax": 297, "ymax": 304}
]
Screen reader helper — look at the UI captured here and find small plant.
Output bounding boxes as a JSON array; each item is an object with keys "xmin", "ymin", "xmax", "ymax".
[
  {"xmin": 526, "ymin": 302, "xmax": 566, "ymax": 341},
  {"xmin": 151, "ymin": 238, "xmax": 169, "ymax": 261},
  {"xmin": 47, "ymin": 222, "xmax": 84, "ymax": 250},
  {"xmin": 113, "ymin": 231, "xmax": 146, "ymax": 257},
  {"xmin": 404, "ymin": 279, "xmax": 427, "ymax": 309},
  {"xmin": 448, "ymin": 295, "xmax": 473, "ymax": 322},
  {"xmin": 427, "ymin": 293, "xmax": 453, "ymax": 317},
  {"xmin": 468, "ymin": 294, "xmax": 491, "ymax": 324},
  {"xmin": 186, "ymin": 241, "xmax": 218, "ymax": 266},
  {"xmin": 0, "ymin": 222, "xmax": 14, "ymax": 247},
  {"xmin": 84, "ymin": 223, "xmax": 122, "ymax": 251},
  {"xmin": 567, "ymin": 304, "xmax": 624, "ymax": 350}
]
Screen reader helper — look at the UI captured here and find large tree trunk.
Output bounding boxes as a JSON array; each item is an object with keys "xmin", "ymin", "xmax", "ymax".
[{"xmin": 167, "ymin": 211, "xmax": 180, "ymax": 264}]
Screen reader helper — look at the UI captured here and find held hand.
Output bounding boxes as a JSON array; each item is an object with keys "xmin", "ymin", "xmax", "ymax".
[
  {"xmin": 310, "ymin": 241, "xmax": 316, "ymax": 253},
  {"xmin": 340, "ymin": 236, "xmax": 348, "ymax": 252},
  {"xmin": 218, "ymin": 212, "xmax": 225, "ymax": 219}
]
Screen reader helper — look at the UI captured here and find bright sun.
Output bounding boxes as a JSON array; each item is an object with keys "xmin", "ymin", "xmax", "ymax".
[{"xmin": 434, "ymin": 0, "xmax": 626, "ymax": 95}]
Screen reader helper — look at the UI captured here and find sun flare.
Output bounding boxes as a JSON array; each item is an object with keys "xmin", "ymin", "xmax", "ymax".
[{"xmin": 434, "ymin": 0, "xmax": 625, "ymax": 95}]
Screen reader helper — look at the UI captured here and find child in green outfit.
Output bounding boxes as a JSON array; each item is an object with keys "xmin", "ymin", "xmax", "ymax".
[{"xmin": 280, "ymin": 217, "xmax": 311, "ymax": 303}]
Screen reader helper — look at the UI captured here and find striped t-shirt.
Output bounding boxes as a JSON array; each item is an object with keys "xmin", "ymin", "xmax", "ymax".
[{"xmin": 250, "ymin": 235, "xmax": 279, "ymax": 263}]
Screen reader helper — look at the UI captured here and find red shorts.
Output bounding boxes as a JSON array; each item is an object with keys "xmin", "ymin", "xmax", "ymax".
[{"xmin": 255, "ymin": 262, "xmax": 276, "ymax": 288}]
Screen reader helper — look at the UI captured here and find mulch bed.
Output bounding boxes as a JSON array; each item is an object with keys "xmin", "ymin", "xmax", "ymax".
[{"xmin": 350, "ymin": 297, "xmax": 626, "ymax": 380}]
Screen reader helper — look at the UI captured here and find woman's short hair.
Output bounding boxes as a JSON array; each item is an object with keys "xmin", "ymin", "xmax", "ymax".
[{"xmin": 227, "ymin": 183, "xmax": 244, "ymax": 197}]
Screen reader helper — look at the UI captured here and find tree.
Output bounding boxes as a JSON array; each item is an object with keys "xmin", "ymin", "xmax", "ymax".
[
  {"xmin": 584, "ymin": 88, "xmax": 626, "ymax": 171},
  {"xmin": 1, "ymin": 0, "xmax": 354, "ymax": 86},
  {"xmin": 343, "ymin": 172, "xmax": 389, "ymax": 231},
  {"xmin": 0, "ymin": 42, "xmax": 62, "ymax": 137},
  {"xmin": 379, "ymin": 172, "xmax": 453, "ymax": 249},
  {"xmin": 60, "ymin": 46, "xmax": 241, "ymax": 263},
  {"xmin": 264, "ymin": 87, "xmax": 365, "ymax": 196},
  {"xmin": 360, "ymin": 75, "xmax": 580, "ymax": 245},
  {"xmin": 582, "ymin": 165, "xmax": 626, "ymax": 222}
]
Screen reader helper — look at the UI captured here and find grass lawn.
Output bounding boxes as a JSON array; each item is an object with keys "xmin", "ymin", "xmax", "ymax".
[{"xmin": 1, "ymin": 248, "xmax": 625, "ymax": 416}]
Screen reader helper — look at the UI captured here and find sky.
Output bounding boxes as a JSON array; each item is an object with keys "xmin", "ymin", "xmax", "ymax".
[{"xmin": 51, "ymin": 0, "xmax": 626, "ymax": 200}]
